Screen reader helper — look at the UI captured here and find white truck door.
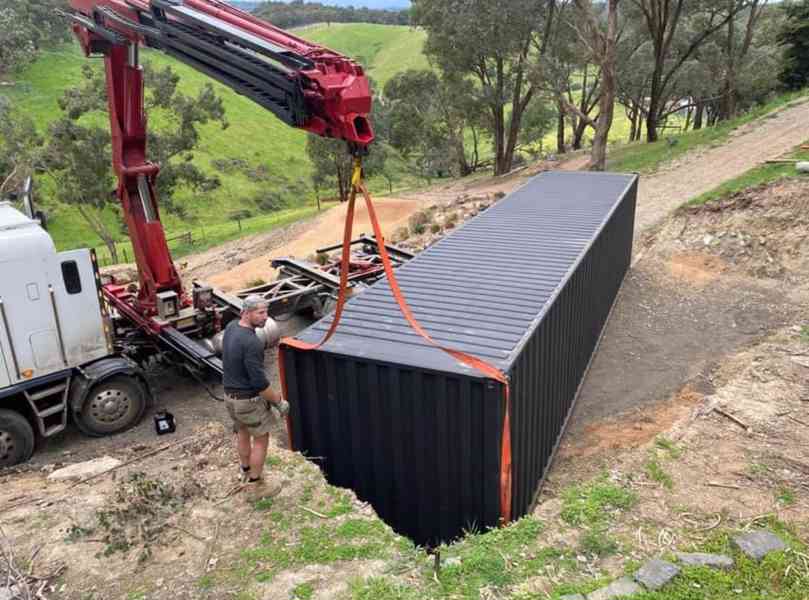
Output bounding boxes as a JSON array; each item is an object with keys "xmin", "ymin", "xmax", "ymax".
[
  {"xmin": 52, "ymin": 250, "xmax": 110, "ymax": 366},
  {"xmin": 0, "ymin": 260, "xmax": 63, "ymax": 381}
]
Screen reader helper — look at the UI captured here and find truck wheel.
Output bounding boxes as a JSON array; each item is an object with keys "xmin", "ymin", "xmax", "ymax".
[
  {"xmin": 0, "ymin": 409, "xmax": 35, "ymax": 467},
  {"xmin": 75, "ymin": 376, "xmax": 147, "ymax": 437}
]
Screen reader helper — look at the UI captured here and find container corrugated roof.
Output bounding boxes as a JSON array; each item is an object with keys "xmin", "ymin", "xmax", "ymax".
[{"xmin": 294, "ymin": 171, "xmax": 637, "ymax": 376}]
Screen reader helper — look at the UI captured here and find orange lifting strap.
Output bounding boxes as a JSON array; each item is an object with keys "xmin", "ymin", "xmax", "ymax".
[{"xmin": 279, "ymin": 158, "xmax": 513, "ymax": 523}]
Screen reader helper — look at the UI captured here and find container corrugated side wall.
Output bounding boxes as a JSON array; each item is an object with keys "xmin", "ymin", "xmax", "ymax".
[
  {"xmin": 282, "ymin": 349, "xmax": 506, "ymax": 546},
  {"xmin": 508, "ymin": 178, "xmax": 637, "ymax": 517}
]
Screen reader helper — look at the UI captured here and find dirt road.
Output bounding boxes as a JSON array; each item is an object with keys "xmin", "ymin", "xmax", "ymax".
[{"xmin": 634, "ymin": 98, "xmax": 809, "ymax": 230}]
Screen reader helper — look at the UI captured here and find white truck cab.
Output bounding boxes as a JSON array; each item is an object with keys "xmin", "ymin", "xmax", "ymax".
[{"xmin": 0, "ymin": 202, "xmax": 151, "ymax": 467}]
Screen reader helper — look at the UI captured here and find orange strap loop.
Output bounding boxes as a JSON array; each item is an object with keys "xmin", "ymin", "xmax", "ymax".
[{"xmin": 280, "ymin": 167, "xmax": 513, "ymax": 523}]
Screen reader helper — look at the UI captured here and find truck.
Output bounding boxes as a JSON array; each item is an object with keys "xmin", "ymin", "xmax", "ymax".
[
  {"xmin": 0, "ymin": 200, "xmax": 151, "ymax": 467},
  {"xmin": 0, "ymin": 0, "xmax": 378, "ymax": 467}
]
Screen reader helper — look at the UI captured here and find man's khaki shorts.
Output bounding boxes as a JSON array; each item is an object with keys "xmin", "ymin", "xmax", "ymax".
[{"xmin": 224, "ymin": 395, "xmax": 275, "ymax": 436}]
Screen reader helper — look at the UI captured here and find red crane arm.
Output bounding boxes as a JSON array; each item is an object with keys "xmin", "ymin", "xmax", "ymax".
[{"xmin": 63, "ymin": 0, "xmax": 374, "ymax": 317}]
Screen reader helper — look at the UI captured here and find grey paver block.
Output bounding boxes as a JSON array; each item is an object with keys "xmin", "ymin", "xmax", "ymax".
[
  {"xmin": 560, "ymin": 595, "xmax": 586, "ymax": 600},
  {"xmin": 633, "ymin": 559, "xmax": 680, "ymax": 590},
  {"xmin": 676, "ymin": 552, "xmax": 734, "ymax": 570},
  {"xmin": 587, "ymin": 577, "xmax": 642, "ymax": 600},
  {"xmin": 732, "ymin": 530, "xmax": 787, "ymax": 560}
]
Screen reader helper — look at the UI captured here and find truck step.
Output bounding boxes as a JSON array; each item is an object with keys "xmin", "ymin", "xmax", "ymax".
[
  {"xmin": 26, "ymin": 383, "xmax": 67, "ymax": 402},
  {"xmin": 36, "ymin": 404, "xmax": 66, "ymax": 419},
  {"xmin": 43, "ymin": 424, "xmax": 66, "ymax": 437}
]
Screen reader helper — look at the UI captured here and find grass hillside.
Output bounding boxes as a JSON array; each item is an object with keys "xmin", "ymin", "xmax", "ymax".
[{"xmin": 2, "ymin": 24, "xmax": 427, "ymax": 259}]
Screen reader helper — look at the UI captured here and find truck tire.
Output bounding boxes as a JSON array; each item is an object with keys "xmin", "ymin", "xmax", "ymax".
[
  {"xmin": 0, "ymin": 409, "xmax": 35, "ymax": 467},
  {"xmin": 74, "ymin": 376, "xmax": 147, "ymax": 438}
]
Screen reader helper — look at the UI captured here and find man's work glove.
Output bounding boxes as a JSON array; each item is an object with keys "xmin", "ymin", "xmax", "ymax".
[{"xmin": 274, "ymin": 399, "xmax": 290, "ymax": 417}]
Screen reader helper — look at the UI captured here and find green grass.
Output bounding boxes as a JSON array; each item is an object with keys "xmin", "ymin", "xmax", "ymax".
[
  {"xmin": 685, "ymin": 141, "xmax": 809, "ymax": 207},
  {"xmin": 644, "ymin": 456, "xmax": 674, "ymax": 490},
  {"xmin": 241, "ymin": 518, "xmax": 396, "ymax": 583},
  {"xmin": 776, "ymin": 487, "xmax": 796, "ymax": 507},
  {"xmin": 560, "ymin": 476, "xmax": 637, "ymax": 527},
  {"xmin": 800, "ymin": 326, "xmax": 809, "ymax": 343},
  {"xmin": 608, "ymin": 89, "xmax": 809, "ymax": 174},
  {"xmin": 429, "ymin": 518, "xmax": 573, "ymax": 598},
  {"xmin": 303, "ymin": 23, "xmax": 429, "ymax": 86},
  {"xmin": 291, "ymin": 582, "xmax": 315, "ymax": 600},
  {"xmin": 1, "ymin": 24, "xmax": 428, "ymax": 256},
  {"xmin": 654, "ymin": 436, "xmax": 683, "ymax": 459},
  {"xmin": 553, "ymin": 520, "xmax": 809, "ymax": 600},
  {"xmin": 580, "ymin": 527, "xmax": 619, "ymax": 557}
]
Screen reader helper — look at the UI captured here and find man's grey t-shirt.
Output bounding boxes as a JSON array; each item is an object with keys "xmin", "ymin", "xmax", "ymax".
[{"xmin": 222, "ymin": 320, "xmax": 269, "ymax": 394}]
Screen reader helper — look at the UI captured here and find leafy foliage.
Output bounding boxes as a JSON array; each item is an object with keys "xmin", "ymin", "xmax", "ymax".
[
  {"xmin": 0, "ymin": 0, "xmax": 70, "ymax": 77},
  {"xmin": 780, "ymin": 0, "xmax": 809, "ymax": 90}
]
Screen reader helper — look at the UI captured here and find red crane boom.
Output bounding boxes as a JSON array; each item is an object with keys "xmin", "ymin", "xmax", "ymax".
[{"xmin": 64, "ymin": 0, "xmax": 374, "ymax": 317}]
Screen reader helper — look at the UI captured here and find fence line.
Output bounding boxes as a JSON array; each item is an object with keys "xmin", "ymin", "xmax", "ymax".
[{"xmin": 91, "ymin": 205, "xmax": 319, "ymax": 268}]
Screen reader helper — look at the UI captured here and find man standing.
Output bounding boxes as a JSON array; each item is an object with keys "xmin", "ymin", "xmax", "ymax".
[{"xmin": 222, "ymin": 295, "xmax": 288, "ymax": 500}]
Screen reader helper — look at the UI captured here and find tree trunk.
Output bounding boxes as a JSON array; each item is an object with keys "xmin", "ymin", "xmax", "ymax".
[
  {"xmin": 572, "ymin": 118, "xmax": 588, "ymax": 150},
  {"xmin": 589, "ymin": 0, "xmax": 618, "ymax": 171},
  {"xmin": 694, "ymin": 102, "xmax": 704, "ymax": 130},
  {"xmin": 628, "ymin": 106, "xmax": 637, "ymax": 142},
  {"xmin": 720, "ymin": 2, "xmax": 737, "ymax": 121},
  {"xmin": 646, "ymin": 93, "xmax": 661, "ymax": 142},
  {"xmin": 556, "ymin": 102, "xmax": 566, "ymax": 154}
]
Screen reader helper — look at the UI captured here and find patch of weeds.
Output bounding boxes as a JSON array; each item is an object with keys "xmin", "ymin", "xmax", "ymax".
[
  {"xmin": 255, "ymin": 497, "xmax": 275, "ymax": 511},
  {"xmin": 265, "ymin": 455, "xmax": 283, "ymax": 468},
  {"xmin": 579, "ymin": 526, "xmax": 619, "ymax": 557},
  {"xmin": 64, "ymin": 523, "xmax": 94, "ymax": 543},
  {"xmin": 429, "ymin": 223, "xmax": 441, "ymax": 234},
  {"xmin": 394, "ymin": 226, "xmax": 409, "ymax": 242},
  {"xmin": 197, "ymin": 575, "xmax": 214, "ymax": 590},
  {"xmin": 349, "ymin": 576, "xmax": 420, "ymax": 600},
  {"xmin": 242, "ymin": 519, "xmax": 396, "ymax": 583},
  {"xmin": 800, "ymin": 325, "xmax": 809, "ymax": 343},
  {"xmin": 551, "ymin": 576, "xmax": 613, "ymax": 600},
  {"xmin": 292, "ymin": 582, "xmax": 314, "ymax": 600},
  {"xmin": 409, "ymin": 210, "xmax": 431, "ymax": 235},
  {"xmin": 235, "ymin": 593, "xmax": 256, "ymax": 600},
  {"xmin": 560, "ymin": 476, "xmax": 637, "ymax": 527},
  {"xmin": 494, "ymin": 191, "xmax": 506, "ymax": 200},
  {"xmin": 748, "ymin": 462, "xmax": 770, "ymax": 477},
  {"xmin": 777, "ymin": 487, "xmax": 796, "ymax": 506},
  {"xmin": 245, "ymin": 278, "xmax": 266, "ymax": 288},
  {"xmin": 325, "ymin": 489, "xmax": 353, "ymax": 517},
  {"xmin": 95, "ymin": 472, "xmax": 201, "ymax": 562},
  {"xmin": 654, "ymin": 436, "xmax": 683, "ymax": 459},
  {"xmin": 645, "ymin": 456, "xmax": 674, "ymax": 490},
  {"xmin": 300, "ymin": 483, "xmax": 315, "ymax": 504},
  {"xmin": 430, "ymin": 518, "xmax": 547, "ymax": 597},
  {"xmin": 270, "ymin": 510, "xmax": 293, "ymax": 531}
]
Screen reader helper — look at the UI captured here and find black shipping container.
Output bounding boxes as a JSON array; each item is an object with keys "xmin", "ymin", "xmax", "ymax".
[{"xmin": 280, "ymin": 171, "xmax": 638, "ymax": 546}]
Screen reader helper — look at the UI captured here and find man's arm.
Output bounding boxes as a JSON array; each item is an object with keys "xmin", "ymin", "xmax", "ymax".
[{"xmin": 245, "ymin": 338, "xmax": 284, "ymax": 407}]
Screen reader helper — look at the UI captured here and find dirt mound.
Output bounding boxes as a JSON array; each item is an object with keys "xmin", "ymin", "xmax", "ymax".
[{"xmin": 651, "ymin": 177, "xmax": 809, "ymax": 283}]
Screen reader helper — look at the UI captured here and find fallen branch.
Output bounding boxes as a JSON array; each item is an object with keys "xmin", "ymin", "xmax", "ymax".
[
  {"xmin": 712, "ymin": 407, "xmax": 752, "ymax": 432},
  {"xmin": 300, "ymin": 506, "xmax": 329, "ymax": 519},
  {"xmin": 706, "ymin": 481, "xmax": 741, "ymax": 490},
  {"xmin": 165, "ymin": 523, "xmax": 208, "ymax": 543},
  {"xmin": 66, "ymin": 437, "xmax": 196, "ymax": 490},
  {"xmin": 201, "ymin": 520, "xmax": 221, "ymax": 576},
  {"xmin": 764, "ymin": 159, "xmax": 799, "ymax": 164},
  {"xmin": 789, "ymin": 416, "xmax": 809, "ymax": 428}
]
